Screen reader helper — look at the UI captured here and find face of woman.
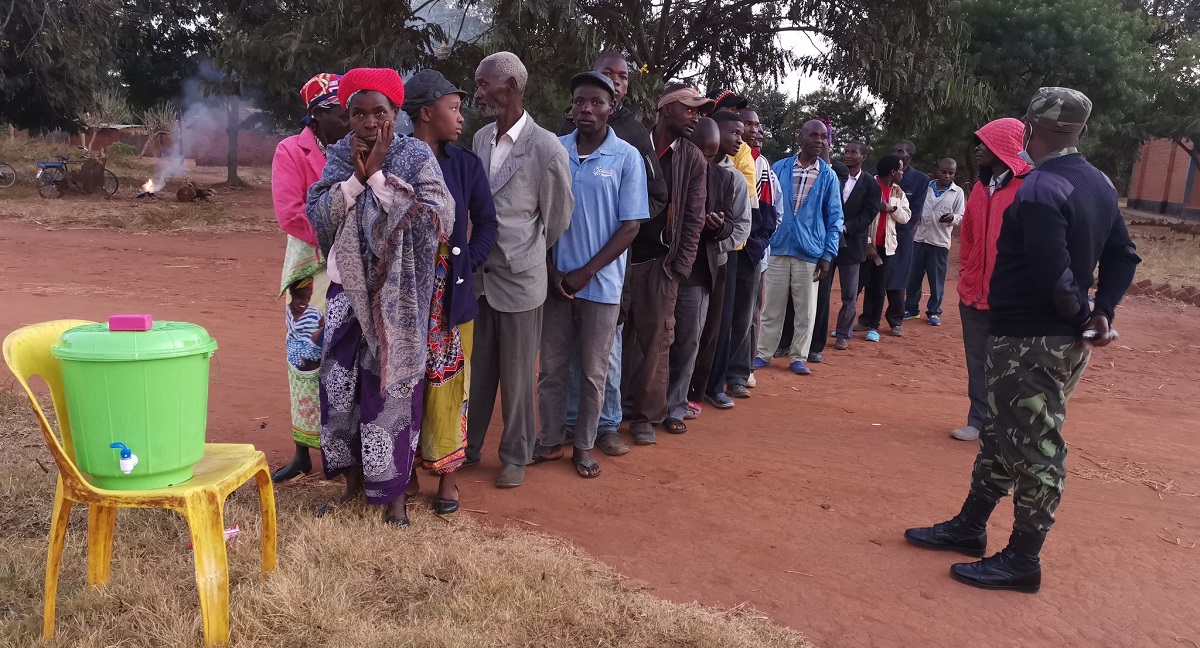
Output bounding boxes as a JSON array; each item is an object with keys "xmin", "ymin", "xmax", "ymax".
[
  {"xmin": 348, "ymin": 90, "xmax": 398, "ymax": 145},
  {"xmin": 423, "ymin": 94, "xmax": 464, "ymax": 144}
]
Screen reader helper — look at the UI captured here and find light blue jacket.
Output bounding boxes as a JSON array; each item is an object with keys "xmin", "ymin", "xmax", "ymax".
[{"xmin": 769, "ymin": 156, "xmax": 844, "ymax": 263}]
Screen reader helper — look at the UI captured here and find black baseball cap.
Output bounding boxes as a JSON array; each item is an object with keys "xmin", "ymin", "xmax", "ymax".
[
  {"xmin": 401, "ymin": 69, "xmax": 467, "ymax": 114},
  {"xmin": 570, "ymin": 71, "xmax": 616, "ymax": 100}
]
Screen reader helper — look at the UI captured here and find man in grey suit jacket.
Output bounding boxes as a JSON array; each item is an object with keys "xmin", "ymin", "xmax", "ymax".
[{"xmin": 466, "ymin": 51, "xmax": 574, "ymax": 488}]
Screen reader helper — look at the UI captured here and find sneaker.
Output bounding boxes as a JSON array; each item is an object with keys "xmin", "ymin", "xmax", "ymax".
[
  {"xmin": 752, "ymin": 356, "xmax": 770, "ymax": 370},
  {"xmin": 728, "ymin": 384, "xmax": 751, "ymax": 398},
  {"xmin": 807, "ymin": 351, "xmax": 824, "ymax": 364},
  {"xmin": 951, "ymin": 425, "xmax": 980, "ymax": 441},
  {"xmin": 789, "ymin": 360, "xmax": 812, "ymax": 375},
  {"xmin": 830, "ymin": 330, "xmax": 838, "ymax": 337},
  {"xmin": 890, "ymin": 325, "xmax": 904, "ymax": 337},
  {"xmin": 904, "ymin": 310, "xmax": 921, "ymax": 320},
  {"xmin": 705, "ymin": 392, "xmax": 735, "ymax": 409},
  {"xmin": 685, "ymin": 401, "xmax": 702, "ymax": 420},
  {"xmin": 929, "ymin": 315, "xmax": 941, "ymax": 326},
  {"xmin": 865, "ymin": 329, "xmax": 881, "ymax": 342},
  {"xmin": 746, "ymin": 372, "xmax": 757, "ymax": 388},
  {"xmin": 834, "ymin": 336, "xmax": 850, "ymax": 351}
]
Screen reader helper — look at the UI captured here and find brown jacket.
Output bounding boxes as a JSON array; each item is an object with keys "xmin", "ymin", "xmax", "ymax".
[{"xmin": 663, "ymin": 137, "xmax": 708, "ymax": 280}]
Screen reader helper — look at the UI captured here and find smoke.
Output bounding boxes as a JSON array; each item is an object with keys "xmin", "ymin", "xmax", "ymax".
[{"xmin": 148, "ymin": 59, "xmax": 257, "ymax": 191}]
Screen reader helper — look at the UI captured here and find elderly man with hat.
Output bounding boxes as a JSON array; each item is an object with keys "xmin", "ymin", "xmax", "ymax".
[
  {"xmin": 904, "ymin": 87, "xmax": 1140, "ymax": 592},
  {"xmin": 270, "ymin": 72, "xmax": 350, "ymax": 483},
  {"xmin": 400, "ymin": 69, "xmax": 498, "ymax": 513},
  {"xmin": 621, "ymin": 83, "xmax": 711, "ymax": 446},
  {"xmin": 529, "ymin": 71, "xmax": 648, "ymax": 477}
]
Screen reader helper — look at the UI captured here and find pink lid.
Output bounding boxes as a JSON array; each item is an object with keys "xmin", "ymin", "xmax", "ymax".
[{"xmin": 108, "ymin": 314, "xmax": 154, "ymax": 332}]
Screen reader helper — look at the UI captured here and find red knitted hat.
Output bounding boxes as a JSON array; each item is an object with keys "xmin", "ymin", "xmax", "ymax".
[{"xmin": 337, "ymin": 68, "xmax": 405, "ymax": 110}]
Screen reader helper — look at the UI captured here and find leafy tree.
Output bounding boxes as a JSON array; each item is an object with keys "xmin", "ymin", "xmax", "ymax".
[
  {"xmin": 1137, "ymin": 0, "xmax": 1200, "ymax": 169},
  {"xmin": 109, "ymin": 0, "xmax": 221, "ymax": 112},
  {"xmin": 0, "ymin": 0, "xmax": 119, "ymax": 132},
  {"xmin": 745, "ymin": 87, "xmax": 881, "ymax": 162}
]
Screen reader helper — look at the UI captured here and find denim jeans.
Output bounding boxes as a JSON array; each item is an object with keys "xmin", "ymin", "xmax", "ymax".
[{"xmin": 905, "ymin": 242, "xmax": 950, "ymax": 316}]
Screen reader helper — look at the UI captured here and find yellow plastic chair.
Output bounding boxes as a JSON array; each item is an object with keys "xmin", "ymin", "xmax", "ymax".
[{"xmin": 3, "ymin": 320, "xmax": 277, "ymax": 646}]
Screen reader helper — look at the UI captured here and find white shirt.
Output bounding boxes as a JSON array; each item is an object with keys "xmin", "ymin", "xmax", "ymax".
[
  {"xmin": 842, "ymin": 169, "xmax": 862, "ymax": 203},
  {"xmin": 489, "ymin": 110, "xmax": 530, "ymax": 178}
]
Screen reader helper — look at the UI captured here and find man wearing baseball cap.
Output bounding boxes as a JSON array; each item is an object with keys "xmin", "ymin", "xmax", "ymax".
[
  {"xmin": 622, "ymin": 83, "xmax": 710, "ymax": 445},
  {"xmin": 905, "ymin": 87, "xmax": 1141, "ymax": 592},
  {"xmin": 531, "ymin": 71, "xmax": 648, "ymax": 476}
]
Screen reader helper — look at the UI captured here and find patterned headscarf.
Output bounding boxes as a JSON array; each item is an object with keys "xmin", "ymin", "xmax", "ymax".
[{"xmin": 300, "ymin": 73, "xmax": 341, "ymax": 125}]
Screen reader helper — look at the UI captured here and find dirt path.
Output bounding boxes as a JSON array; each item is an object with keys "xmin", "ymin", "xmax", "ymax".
[{"xmin": 3, "ymin": 222, "xmax": 1198, "ymax": 648}]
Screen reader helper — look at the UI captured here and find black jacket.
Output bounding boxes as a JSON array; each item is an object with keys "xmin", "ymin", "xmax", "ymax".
[
  {"xmin": 559, "ymin": 105, "xmax": 668, "ymax": 217},
  {"xmin": 835, "ymin": 169, "xmax": 883, "ymax": 266}
]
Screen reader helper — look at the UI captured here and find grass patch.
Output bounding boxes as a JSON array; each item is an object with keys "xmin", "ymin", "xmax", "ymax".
[
  {"xmin": 1128, "ymin": 224, "xmax": 1200, "ymax": 288},
  {"xmin": 0, "ymin": 389, "xmax": 815, "ymax": 648}
]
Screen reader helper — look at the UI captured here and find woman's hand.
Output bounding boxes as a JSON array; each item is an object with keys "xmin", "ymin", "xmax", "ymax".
[
  {"xmin": 364, "ymin": 120, "xmax": 393, "ymax": 181},
  {"xmin": 352, "ymin": 137, "xmax": 371, "ymax": 183}
]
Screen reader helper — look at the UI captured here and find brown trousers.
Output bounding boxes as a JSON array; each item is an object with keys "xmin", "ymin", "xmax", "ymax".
[{"xmin": 621, "ymin": 257, "xmax": 681, "ymax": 436}]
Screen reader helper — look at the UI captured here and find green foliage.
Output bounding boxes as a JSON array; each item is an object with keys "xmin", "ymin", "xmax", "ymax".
[
  {"xmin": 0, "ymin": 0, "xmax": 120, "ymax": 132},
  {"xmin": 109, "ymin": 0, "xmax": 220, "ymax": 112},
  {"xmin": 745, "ymin": 88, "xmax": 881, "ymax": 162},
  {"xmin": 106, "ymin": 142, "xmax": 137, "ymax": 157}
]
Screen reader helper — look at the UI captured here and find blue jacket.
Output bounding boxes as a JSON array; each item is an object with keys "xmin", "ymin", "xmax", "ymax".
[{"xmin": 769, "ymin": 156, "xmax": 843, "ymax": 263}]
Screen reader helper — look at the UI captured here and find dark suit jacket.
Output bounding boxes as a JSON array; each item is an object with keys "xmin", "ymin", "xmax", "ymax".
[{"xmin": 835, "ymin": 168, "xmax": 883, "ymax": 266}]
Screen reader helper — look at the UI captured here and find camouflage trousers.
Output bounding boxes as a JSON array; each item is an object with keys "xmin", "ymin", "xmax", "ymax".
[{"xmin": 969, "ymin": 335, "xmax": 1091, "ymax": 539}]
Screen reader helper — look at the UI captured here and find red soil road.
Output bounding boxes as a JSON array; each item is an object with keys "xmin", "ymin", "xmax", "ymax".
[{"xmin": 3, "ymin": 220, "xmax": 1199, "ymax": 648}]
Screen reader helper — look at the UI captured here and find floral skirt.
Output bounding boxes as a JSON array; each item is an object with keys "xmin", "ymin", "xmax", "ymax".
[
  {"xmin": 287, "ymin": 363, "xmax": 321, "ymax": 448},
  {"xmin": 418, "ymin": 246, "xmax": 471, "ymax": 474},
  {"xmin": 318, "ymin": 283, "xmax": 423, "ymax": 505}
]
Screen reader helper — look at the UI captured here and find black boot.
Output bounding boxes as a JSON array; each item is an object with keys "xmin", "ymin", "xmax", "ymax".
[
  {"xmin": 904, "ymin": 493, "xmax": 997, "ymax": 557},
  {"xmin": 271, "ymin": 443, "xmax": 313, "ymax": 483},
  {"xmin": 950, "ymin": 531, "xmax": 1043, "ymax": 593}
]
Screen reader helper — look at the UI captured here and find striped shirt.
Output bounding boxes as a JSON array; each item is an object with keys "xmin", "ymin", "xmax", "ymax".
[
  {"xmin": 792, "ymin": 159, "xmax": 820, "ymax": 211},
  {"xmin": 285, "ymin": 305, "xmax": 322, "ymax": 367}
]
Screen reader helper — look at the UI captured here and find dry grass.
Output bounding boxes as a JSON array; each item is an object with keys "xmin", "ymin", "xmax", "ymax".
[
  {"xmin": 0, "ymin": 389, "xmax": 815, "ymax": 648},
  {"xmin": 1128, "ymin": 224, "xmax": 1200, "ymax": 288}
]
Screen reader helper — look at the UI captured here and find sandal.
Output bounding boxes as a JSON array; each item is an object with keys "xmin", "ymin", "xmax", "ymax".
[
  {"xmin": 663, "ymin": 418, "xmax": 688, "ymax": 434},
  {"xmin": 433, "ymin": 485, "xmax": 460, "ymax": 515},
  {"xmin": 385, "ymin": 496, "xmax": 410, "ymax": 528},
  {"xmin": 573, "ymin": 456, "xmax": 601, "ymax": 479},
  {"xmin": 529, "ymin": 445, "xmax": 564, "ymax": 465}
]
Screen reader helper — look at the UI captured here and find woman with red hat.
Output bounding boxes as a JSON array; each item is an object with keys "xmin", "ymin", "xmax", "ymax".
[
  {"xmin": 306, "ymin": 67, "xmax": 455, "ymax": 528},
  {"xmin": 270, "ymin": 72, "xmax": 350, "ymax": 483}
]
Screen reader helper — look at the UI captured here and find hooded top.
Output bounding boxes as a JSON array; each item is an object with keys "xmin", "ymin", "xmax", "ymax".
[{"xmin": 957, "ymin": 117, "xmax": 1032, "ymax": 311}]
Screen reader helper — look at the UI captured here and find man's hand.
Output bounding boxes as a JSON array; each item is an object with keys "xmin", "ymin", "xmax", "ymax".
[
  {"xmin": 363, "ymin": 120, "xmax": 393, "ymax": 180},
  {"xmin": 561, "ymin": 268, "xmax": 593, "ymax": 296},
  {"xmin": 1082, "ymin": 314, "xmax": 1116, "ymax": 348},
  {"xmin": 704, "ymin": 211, "xmax": 725, "ymax": 232},
  {"xmin": 548, "ymin": 264, "xmax": 572, "ymax": 300},
  {"xmin": 865, "ymin": 244, "xmax": 878, "ymax": 262},
  {"xmin": 813, "ymin": 259, "xmax": 831, "ymax": 282}
]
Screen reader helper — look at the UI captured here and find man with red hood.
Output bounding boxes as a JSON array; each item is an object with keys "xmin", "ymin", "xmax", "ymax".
[{"xmin": 950, "ymin": 117, "xmax": 1031, "ymax": 442}]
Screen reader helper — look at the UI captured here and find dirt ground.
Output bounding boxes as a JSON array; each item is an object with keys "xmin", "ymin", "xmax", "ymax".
[{"xmin": 2, "ymin": 202, "xmax": 1199, "ymax": 647}]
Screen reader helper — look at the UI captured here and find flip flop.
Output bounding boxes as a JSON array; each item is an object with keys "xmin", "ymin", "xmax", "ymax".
[
  {"xmin": 663, "ymin": 418, "xmax": 688, "ymax": 434},
  {"xmin": 573, "ymin": 456, "xmax": 601, "ymax": 479}
]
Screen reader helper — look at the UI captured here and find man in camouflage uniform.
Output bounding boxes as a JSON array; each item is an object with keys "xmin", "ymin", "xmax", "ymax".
[{"xmin": 904, "ymin": 87, "xmax": 1141, "ymax": 592}]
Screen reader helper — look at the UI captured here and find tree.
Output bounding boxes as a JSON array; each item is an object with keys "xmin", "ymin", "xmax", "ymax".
[
  {"xmin": 108, "ymin": 0, "xmax": 221, "ymax": 112},
  {"xmin": 80, "ymin": 88, "xmax": 133, "ymax": 151},
  {"xmin": 1137, "ymin": 0, "xmax": 1200, "ymax": 169},
  {"xmin": 0, "ymin": 0, "xmax": 119, "ymax": 132},
  {"xmin": 746, "ymin": 87, "xmax": 881, "ymax": 161}
]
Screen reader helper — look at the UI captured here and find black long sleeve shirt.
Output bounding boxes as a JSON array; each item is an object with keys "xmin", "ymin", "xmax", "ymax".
[{"xmin": 989, "ymin": 153, "xmax": 1140, "ymax": 337}]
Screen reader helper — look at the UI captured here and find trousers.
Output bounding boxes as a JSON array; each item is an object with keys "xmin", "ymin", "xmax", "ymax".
[
  {"xmin": 466, "ymin": 296, "xmax": 542, "ymax": 467},
  {"xmin": 757, "ymin": 256, "xmax": 819, "ymax": 362}
]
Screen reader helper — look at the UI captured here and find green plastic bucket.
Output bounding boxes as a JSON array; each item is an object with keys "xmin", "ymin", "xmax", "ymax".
[{"xmin": 50, "ymin": 321, "xmax": 218, "ymax": 490}]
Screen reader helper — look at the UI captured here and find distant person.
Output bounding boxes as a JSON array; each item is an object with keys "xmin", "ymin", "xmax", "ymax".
[
  {"xmin": 623, "ymin": 83, "xmax": 710, "ymax": 445},
  {"xmin": 402, "ymin": 69, "xmax": 498, "ymax": 514},
  {"xmin": 829, "ymin": 141, "xmax": 882, "ymax": 351},
  {"xmin": 306, "ymin": 67, "xmax": 454, "ymax": 527},
  {"xmin": 905, "ymin": 87, "xmax": 1139, "ymax": 592},
  {"xmin": 856, "ymin": 155, "xmax": 911, "ymax": 342},
  {"xmin": 904, "ymin": 158, "xmax": 966, "ymax": 325},
  {"xmin": 807, "ymin": 133, "xmax": 850, "ymax": 363},
  {"xmin": 754, "ymin": 120, "xmax": 843, "ymax": 376},
  {"xmin": 885, "ymin": 140, "xmax": 929, "ymax": 337},
  {"xmin": 529, "ymin": 72, "xmax": 648, "ymax": 478},
  {"xmin": 558, "ymin": 51, "xmax": 667, "ymax": 459},
  {"xmin": 948, "ymin": 117, "xmax": 1032, "ymax": 442},
  {"xmin": 467, "ymin": 52, "xmax": 574, "ymax": 488},
  {"xmin": 270, "ymin": 72, "xmax": 350, "ymax": 483}
]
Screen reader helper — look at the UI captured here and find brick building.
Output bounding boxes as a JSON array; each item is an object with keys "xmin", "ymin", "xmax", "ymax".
[{"xmin": 1127, "ymin": 138, "xmax": 1199, "ymax": 219}]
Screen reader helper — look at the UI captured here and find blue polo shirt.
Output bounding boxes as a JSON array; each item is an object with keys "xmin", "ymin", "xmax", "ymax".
[{"xmin": 555, "ymin": 127, "xmax": 649, "ymax": 304}]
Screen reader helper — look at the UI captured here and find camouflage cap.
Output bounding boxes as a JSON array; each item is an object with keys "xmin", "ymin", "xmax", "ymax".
[{"xmin": 1025, "ymin": 87, "xmax": 1092, "ymax": 133}]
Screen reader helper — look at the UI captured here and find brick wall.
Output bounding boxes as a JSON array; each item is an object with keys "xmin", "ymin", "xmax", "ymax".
[{"xmin": 1129, "ymin": 138, "xmax": 1198, "ymax": 218}]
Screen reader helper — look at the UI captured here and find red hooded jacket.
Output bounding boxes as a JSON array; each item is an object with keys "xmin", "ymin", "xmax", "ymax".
[{"xmin": 957, "ymin": 118, "xmax": 1032, "ymax": 310}]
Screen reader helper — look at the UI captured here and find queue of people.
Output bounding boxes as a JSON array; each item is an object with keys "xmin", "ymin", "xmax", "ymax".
[{"xmin": 270, "ymin": 60, "xmax": 1139, "ymax": 592}]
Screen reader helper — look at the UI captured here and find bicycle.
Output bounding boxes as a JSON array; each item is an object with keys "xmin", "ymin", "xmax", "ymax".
[
  {"xmin": 0, "ymin": 161, "xmax": 15, "ymax": 188},
  {"xmin": 36, "ymin": 154, "xmax": 119, "ymax": 198}
]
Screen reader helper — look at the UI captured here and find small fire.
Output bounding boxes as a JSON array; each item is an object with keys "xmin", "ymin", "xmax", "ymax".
[{"xmin": 141, "ymin": 178, "xmax": 156, "ymax": 193}]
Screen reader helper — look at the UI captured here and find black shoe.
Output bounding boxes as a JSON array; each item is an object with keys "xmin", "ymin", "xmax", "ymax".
[
  {"xmin": 950, "ymin": 549, "xmax": 1041, "ymax": 593},
  {"xmin": 904, "ymin": 518, "xmax": 987, "ymax": 557},
  {"xmin": 271, "ymin": 443, "xmax": 313, "ymax": 483}
]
